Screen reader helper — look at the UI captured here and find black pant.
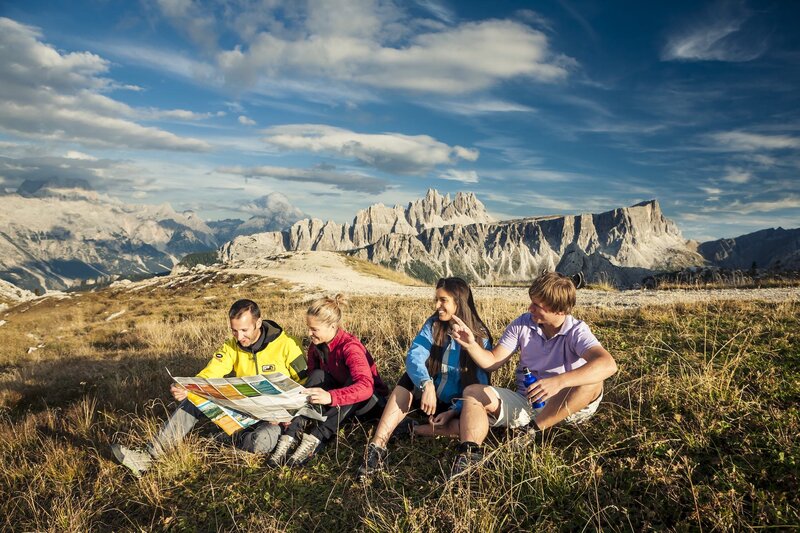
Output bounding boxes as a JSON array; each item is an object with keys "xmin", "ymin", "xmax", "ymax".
[
  {"xmin": 285, "ymin": 369, "xmax": 385, "ymax": 442},
  {"xmin": 396, "ymin": 372, "xmax": 450, "ymax": 415}
]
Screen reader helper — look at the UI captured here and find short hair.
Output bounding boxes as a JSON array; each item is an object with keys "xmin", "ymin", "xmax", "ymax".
[
  {"xmin": 307, "ymin": 294, "xmax": 347, "ymax": 327},
  {"xmin": 229, "ymin": 299, "xmax": 261, "ymax": 320},
  {"xmin": 528, "ymin": 272, "xmax": 576, "ymax": 314}
]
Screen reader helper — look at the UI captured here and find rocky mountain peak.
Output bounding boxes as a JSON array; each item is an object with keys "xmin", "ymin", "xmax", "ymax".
[{"xmin": 406, "ymin": 188, "xmax": 493, "ymax": 231}]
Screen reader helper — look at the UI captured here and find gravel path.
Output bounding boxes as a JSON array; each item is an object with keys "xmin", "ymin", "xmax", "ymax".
[{"xmin": 222, "ymin": 252, "xmax": 800, "ymax": 309}]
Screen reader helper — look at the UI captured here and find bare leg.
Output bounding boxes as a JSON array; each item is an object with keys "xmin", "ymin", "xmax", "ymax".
[
  {"xmin": 371, "ymin": 386, "xmax": 413, "ymax": 448},
  {"xmin": 459, "ymin": 384, "xmax": 501, "ymax": 446},
  {"xmin": 534, "ymin": 382, "xmax": 603, "ymax": 429},
  {"xmin": 414, "ymin": 418, "xmax": 460, "ymax": 438}
]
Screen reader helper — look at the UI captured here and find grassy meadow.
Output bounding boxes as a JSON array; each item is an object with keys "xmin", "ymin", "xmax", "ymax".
[{"xmin": 0, "ymin": 272, "xmax": 798, "ymax": 531}]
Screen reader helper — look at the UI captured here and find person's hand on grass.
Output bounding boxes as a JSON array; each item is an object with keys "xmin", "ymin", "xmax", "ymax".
[{"xmin": 430, "ymin": 408, "xmax": 457, "ymax": 426}]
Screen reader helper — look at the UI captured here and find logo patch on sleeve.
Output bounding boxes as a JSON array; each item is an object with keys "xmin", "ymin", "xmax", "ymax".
[
  {"xmin": 214, "ymin": 353, "xmax": 224, "ymax": 359},
  {"xmin": 261, "ymin": 364, "xmax": 275, "ymax": 372}
]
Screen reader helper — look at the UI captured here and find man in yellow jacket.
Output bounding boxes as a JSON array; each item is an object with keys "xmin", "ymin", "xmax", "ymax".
[{"xmin": 112, "ymin": 299, "xmax": 306, "ymax": 476}]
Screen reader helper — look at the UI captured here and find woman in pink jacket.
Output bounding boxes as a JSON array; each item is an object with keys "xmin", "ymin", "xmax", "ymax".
[{"xmin": 268, "ymin": 294, "xmax": 389, "ymax": 467}]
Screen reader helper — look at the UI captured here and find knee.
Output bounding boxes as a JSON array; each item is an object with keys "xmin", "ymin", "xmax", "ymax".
[
  {"xmin": 306, "ymin": 369, "xmax": 326, "ymax": 386},
  {"xmin": 391, "ymin": 385, "xmax": 412, "ymax": 402},
  {"xmin": 247, "ymin": 425, "xmax": 281, "ymax": 454},
  {"xmin": 463, "ymin": 383, "xmax": 489, "ymax": 399}
]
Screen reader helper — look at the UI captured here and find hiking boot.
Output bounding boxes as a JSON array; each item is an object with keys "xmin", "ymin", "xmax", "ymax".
[
  {"xmin": 449, "ymin": 442, "xmax": 483, "ymax": 480},
  {"xmin": 111, "ymin": 443, "xmax": 153, "ymax": 477},
  {"xmin": 285, "ymin": 433, "xmax": 322, "ymax": 467},
  {"xmin": 267, "ymin": 435, "xmax": 296, "ymax": 467},
  {"xmin": 390, "ymin": 417, "xmax": 418, "ymax": 441},
  {"xmin": 356, "ymin": 443, "xmax": 388, "ymax": 482}
]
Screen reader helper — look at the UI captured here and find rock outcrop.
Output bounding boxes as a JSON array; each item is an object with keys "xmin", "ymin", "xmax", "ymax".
[
  {"xmin": 221, "ymin": 189, "xmax": 492, "ymax": 262},
  {"xmin": 354, "ymin": 199, "xmax": 702, "ymax": 287}
]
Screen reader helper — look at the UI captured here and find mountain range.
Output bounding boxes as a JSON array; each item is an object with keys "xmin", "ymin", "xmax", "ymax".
[
  {"xmin": 0, "ymin": 181, "xmax": 304, "ymax": 292},
  {"xmin": 223, "ymin": 190, "xmax": 703, "ymax": 287},
  {"xmin": 1, "ymin": 184, "xmax": 797, "ymax": 292}
]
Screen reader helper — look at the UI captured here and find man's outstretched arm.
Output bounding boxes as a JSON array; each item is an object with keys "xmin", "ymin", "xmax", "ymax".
[{"xmin": 450, "ymin": 315, "xmax": 514, "ymax": 371}]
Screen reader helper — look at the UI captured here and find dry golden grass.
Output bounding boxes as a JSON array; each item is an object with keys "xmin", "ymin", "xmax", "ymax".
[
  {"xmin": 341, "ymin": 254, "xmax": 427, "ymax": 286},
  {"xmin": 0, "ymin": 273, "xmax": 797, "ymax": 531}
]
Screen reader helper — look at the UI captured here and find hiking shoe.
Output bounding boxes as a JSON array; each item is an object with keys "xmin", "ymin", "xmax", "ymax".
[
  {"xmin": 390, "ymin": 417, "xmax": 418, "ymax": 441},
  {"xmin": 285, "ymin": 433, "xmax": 322, "ymax": 467},
  {"xmin": 111, "ymin": 443, "xmax": 152, "ymax": 477},
  {"xmin": 449, "ymin": 443, "xmax": 483, "ymax": 480},
  {"xmin": 267, "ymin": 435, "xmax": 296, "ymax": 467},
  {"xmin": 356, "ymin": 443, "xmax": 388, "ymax": 482}
]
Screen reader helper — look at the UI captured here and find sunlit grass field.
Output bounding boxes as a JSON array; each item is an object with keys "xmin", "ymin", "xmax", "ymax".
[{"xmin": 0, "ymin": 273, "xmax": 797, "ymax": 531}]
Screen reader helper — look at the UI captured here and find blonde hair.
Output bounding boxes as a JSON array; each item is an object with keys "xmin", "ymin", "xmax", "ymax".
[
  {"xmin": 306, "ymin": 293, "xmax": 348, "ymax": 327},
  {"xmin": 528, "ymin": 272, "xmax": 576, "ymax": 314}
]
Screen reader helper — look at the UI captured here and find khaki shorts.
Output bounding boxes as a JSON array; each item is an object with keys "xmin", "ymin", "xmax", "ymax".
[{"xmin": 488, "ymin": 386, "xmax": 602, "ymax": 428}]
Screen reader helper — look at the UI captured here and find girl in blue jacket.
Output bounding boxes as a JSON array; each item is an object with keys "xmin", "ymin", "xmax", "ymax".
[{"xmin": 356, "ymin": 277, "xmax": 492, "ymax": 481}]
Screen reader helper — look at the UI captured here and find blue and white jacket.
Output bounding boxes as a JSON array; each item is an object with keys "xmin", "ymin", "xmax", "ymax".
[{"xmin": 405, "ymin": 316, "xmax": 491, "ymax": 412}]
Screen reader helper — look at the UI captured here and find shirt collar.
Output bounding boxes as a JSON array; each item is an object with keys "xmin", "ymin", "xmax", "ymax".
[{"xmin": 526, "ymin": 313, "xmax": 575, "ymax": 338}]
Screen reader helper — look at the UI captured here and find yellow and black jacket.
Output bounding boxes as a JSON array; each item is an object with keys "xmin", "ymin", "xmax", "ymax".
[{"xmin": 196, "ymin": 320, "xmax": 307, "ymax": 383}]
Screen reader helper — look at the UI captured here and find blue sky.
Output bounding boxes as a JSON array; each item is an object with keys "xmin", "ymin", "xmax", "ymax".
[{"xmin": 0, "ymin": 0, "xmax": 798, "ymax": 241}]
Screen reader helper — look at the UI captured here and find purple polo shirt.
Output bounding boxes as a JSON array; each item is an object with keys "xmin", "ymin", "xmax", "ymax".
[{"xmin": 497, "ymin": 313, "xmax": 600, "ymax": 396}]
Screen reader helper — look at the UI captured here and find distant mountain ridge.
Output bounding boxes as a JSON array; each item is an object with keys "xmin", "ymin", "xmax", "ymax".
[
  {"xmin": 3, "ymin": 182, "xmax": 798, "ymax": 293},
  {"xmin": 698, "ymin": 227, "xmax": 800, "ymax": 271},
  {"xmin": 0, "ymin": 182, "xmax": 305, "ymax": 292},
  {"xmin": 222, "ymin": 192, "xmax": 704, "ymax": 287}
]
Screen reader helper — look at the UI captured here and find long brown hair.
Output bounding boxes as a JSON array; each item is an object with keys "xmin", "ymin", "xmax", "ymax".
[{"xmin": 426, "ymin": 277, "xmax": 493, "ymax": 387}]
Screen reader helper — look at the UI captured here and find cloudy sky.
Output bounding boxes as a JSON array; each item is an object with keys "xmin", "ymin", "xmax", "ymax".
[{"xmin": 0, "ymin": 0, "xmax": 798, "ymax": 240}]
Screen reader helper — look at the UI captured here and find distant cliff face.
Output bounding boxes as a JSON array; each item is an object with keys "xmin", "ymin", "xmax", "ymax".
[
  {"xmin": 222, "ymin": 191, "xmax": 705, "ymax": 287},
  {"xmin": 354, "ymin": 199, "xmax": 702, "ymax": 287},
  {"xmin": 698, "ymin": 227, "xmax": 800, "ymax": 270},
  {"xmin": 221, "ymin": 189, "xmax": 493, "ymax": 260}
]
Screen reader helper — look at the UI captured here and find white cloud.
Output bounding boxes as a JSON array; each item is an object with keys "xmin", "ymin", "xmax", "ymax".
[
  {"xmin": 217, "ymin": 15, "xmax": 573, "ymax": 94},
  {"xmin": 0, "ymin": 18, "xmax": 211, "ymax": 152},
  {"xmin": 238, "ymin": 115, "xmax": 256, "ymax": 126},
  {"xmin": 428, "ymin": 99, "xmax": 537, "ymax": 116},
  {"xmin": 216, "ymin": 164, "xmax": 388, "ymax": 194},
  {"xmin": 722, "ymin": 169, "xmax": 752, "ymax": 183},
  {"xmin": 710, "ymin": 131, "xmax": 800, "ymax": 151},
  {"xmin": 145, "ymin": 108, "xmax": 225, "ymax": 121},
  {"xmin": 0, "ymin": 153, "xmax": 129, "ymax": 190},
  {"xmin": 98, "ymin": 41, "xmax": 218, "ymax": 82},
  {"xmin": 662, "ymin": 2, "xmax": 767, "ymax": 62},
  {"xmin": 728, "ymin": 196, "xmax": 800, "ymax": 214},
  {"xmin": 156, "ymin": 0, "xmax": 218, "ymax": 51},
  {"xmin": 261, "ymin": 124, "xmax": 478, "ymax": 173},
  {"xmin": 413, "ymin": 0, "xmax": 456, "ymax": 25},
  {"xmin": 439, "ymin": 169, "xmax": 478, "ymax": 183}
]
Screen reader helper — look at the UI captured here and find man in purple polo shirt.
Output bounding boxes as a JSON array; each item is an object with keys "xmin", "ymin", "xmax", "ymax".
[{"xmin": 449, "ymin": 272, "xmax": 618, "ymax": 478}]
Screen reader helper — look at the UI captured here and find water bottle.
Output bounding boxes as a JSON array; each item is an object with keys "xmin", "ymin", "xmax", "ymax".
[{"xmin": 522, "ymin": 366, "xmax": 546, "ymax": 409}]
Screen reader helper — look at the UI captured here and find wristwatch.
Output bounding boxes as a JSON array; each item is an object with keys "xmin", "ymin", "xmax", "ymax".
[{"xmin": 419, "ymin": 379, "xmax": 432, "ymax": 393}]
